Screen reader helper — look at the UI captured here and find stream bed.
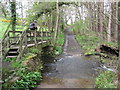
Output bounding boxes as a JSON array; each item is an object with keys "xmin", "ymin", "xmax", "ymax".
[{"xmin": 36, "ymin": 28, "xmax": 100, "ymax": 88}]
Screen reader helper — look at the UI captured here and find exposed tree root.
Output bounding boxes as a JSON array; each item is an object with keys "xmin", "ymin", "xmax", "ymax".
[{"xmin": 95, "ymin": 45, "xmax": 119, "ymax": 57}]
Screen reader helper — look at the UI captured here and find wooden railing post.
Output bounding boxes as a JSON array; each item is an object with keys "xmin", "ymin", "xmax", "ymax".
[
  {"xmin": 19, "ymin": 35, "xmax": 22, "ymax": 60},
  {"xmin": 41, "ymin": 28, "xmax": 43, "ymax": 44},
  {"xmin": 17, "ymin": 31, "xmax": 26, "ymax": 61},
  {"xmin": 0, "ymin": 40, "xmax": 2, "ymax": 90},
  {"xmin": 8, "ymin": 32, "xmax": 10, "ymax": 48},
  {"xmin": 0, "ymin": 40, "xmax": 2, "ymax": 60},
  {"xmin": 48, "ymin": 32, "xmax": 50, "ymax": 42},
  {"xmin": 46, "ymin": 30, "xmax": 48, "ymax": 41},
  {"xmin": 25, "ymin": 30, "xmax": 27, "ymax": 49},
  {"xmin": 7, "ymin": 32, "xmax": 10, "ymax": 49},
  {"xmin": 34, "ymin": 29, "xmax": 37, "ymax": 46},
  {"xmin": 49, "ymin": 28, "xmax": 52, "ymax": 44},
  {"xmin": 39, "ymin": 27, "xmax": 41, "ymax": 41}
]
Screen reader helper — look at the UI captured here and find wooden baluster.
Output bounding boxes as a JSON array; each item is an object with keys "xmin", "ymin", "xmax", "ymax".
[
  {"xmin": 2, "ymin": 41, "xmax": 4, "ymax": 58},
  {"xmin": 25, "ymin": 30, "xmax": 27, "ymax": 49},
  {"xmin": 48, "ymin": 28, "xmax": 51, "ymax": 42},
  {"xmin": 49, "ymin": 31, "xmax": 51, "ymax": 44},
  {"xmin": 46, "ymin": 29, "xmax": 48, "ymax": 41},
  {"xmin": 0, "ymin": 40, "xmax": 2, "ymax": 61},
  {"xmin": 49, "ymin": 29, "xmax": 52, "ymax": 44},
  {"xmin": 17, "ymin": 31, "xmax": 25, "ymax": 61},
  {"xmin": 41, "ymin": 28, "xmax": 43, "ymax": 44},
  {"xmin": 34, "ymin": 29, "xmax": 37, "ymax": 46},
  {"xmin": 9, "ymin": 32, "xmax": 11, "ymax": 45},
  {"xmin": 6, "ymin": 34, "xmax": 8, "ymax": 51},
  {"xmin": 19, "ymin": 35, "xmax": 22, "ymax": 60},
  {"xmin": 39, "ymin": 27, "xmax": 41, "ymax": 41},
  {"xmin": 7, "ymin": 32, "xmax": 10, "ymax": 50},
  {"xmin": 0, "ymin": 40, "xmax": 2, "ymax": 86},
  {"xmin": 8, "ymin": 32, "xmax": 10, "ymax": 48}
]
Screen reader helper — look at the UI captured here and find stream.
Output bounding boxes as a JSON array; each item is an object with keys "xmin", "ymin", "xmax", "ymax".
[{"xmin": 36, "ymin": 27, "xmax": 100, "ymax": 88}]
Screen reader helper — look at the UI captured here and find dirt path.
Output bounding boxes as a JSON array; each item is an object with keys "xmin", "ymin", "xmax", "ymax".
[
  {"xmin": 36, "ymin": 27, "xmax": 98, "ymax": 88},
  {"xmin": 62, "ymin": 27, "xmax": 83, "ymax": 56}
]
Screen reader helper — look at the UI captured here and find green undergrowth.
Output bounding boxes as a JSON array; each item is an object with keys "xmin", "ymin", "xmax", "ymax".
[
  {"xmin": 0, "ymin": 19, "xmax": 10, "ymax": 39},
  {"xmin": 72, "ymin": 19, "xmax": 118, "ymax": 89},
  {"xmin": 2, "ymin": 47, "xmax": 43, "ymax": 89},
  {"xmin": 72, "ymin": 20, "xmax": 118, "ymax": 55},
  {"xmin": 96, "ymin": 70, "xmax": 117, "ymax": 88},
  {"xmin": 71, "ymin": 20, "xmax": 98, "ymax": 55},
  {"xmin": 76, "ymin": 33, "xmax": 100, "ymax": 55},
  {"xmin": 54, "ymin": 32, "xmax": 64, "ymax": 55}
]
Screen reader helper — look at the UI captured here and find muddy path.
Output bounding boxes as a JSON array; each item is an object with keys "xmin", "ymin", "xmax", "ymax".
[{"xmin": 36, "ymin": 27, "xmax": 99, "ymax": 88}]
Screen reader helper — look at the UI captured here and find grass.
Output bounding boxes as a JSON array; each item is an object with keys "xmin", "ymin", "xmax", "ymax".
[
  {"xmin": 0, "ymin": 18, "xmax": 24, "ymax": 39},
  {"xmin": 0, "ymin": 19, "xmax": 10, "ymax": 39},
  {"xmin": 71, "ymin": 20, "xmax": 101, "ymax": 55},
  {"xmin": 76, "ymin": 31, "xmax": 101, "ymax": 55}
]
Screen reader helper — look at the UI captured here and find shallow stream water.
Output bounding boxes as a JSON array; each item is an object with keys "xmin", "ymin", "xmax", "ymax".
[{"xmin": 36, "ymin": 27, "xmax": 100, "ymax": 88}]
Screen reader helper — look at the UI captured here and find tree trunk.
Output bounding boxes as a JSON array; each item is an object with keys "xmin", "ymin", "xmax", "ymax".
[
  {"xmin": 92, "ymin": 3, "xmax": 96, "ymax": 32},
  {"xmin": 100, "ymin": 2, "xmax": 104, "ymax": 40},
  {"xmin": 87, "ymin": 2, "xmax": 92, "ymax": 30},
  {"xmin": 115, "ymin": 2, "xmax": 118, "ymax": 40},
  {"xmin": 10, "ymin": 1, "xmax": 16, "ymax": 31},
  {"xmin": 21, "ymin": 2, "xmax": 23, "ymax": 19},
  {"xmin": 95, "ymin": 3, "xmax": 98, "ymax": 32},
  {"xmin": 118, "ymin": 2, "xmax": 120, "ymax": 89},
  {"xmin": 97, "ymin": 2, "xmax": 101, "ymax": 32},
  {"xmin": 54, "ymin": 0, "xmax": 59, "ymax": 46},
  {"xmin": 107, "ymin": 3, "xmax": 112, "ymax": 42}
]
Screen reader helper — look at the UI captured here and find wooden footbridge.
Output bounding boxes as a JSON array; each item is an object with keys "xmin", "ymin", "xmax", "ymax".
[{"xmin": 0, "ymin": 28, "xmax": 52, "ymax": 61}]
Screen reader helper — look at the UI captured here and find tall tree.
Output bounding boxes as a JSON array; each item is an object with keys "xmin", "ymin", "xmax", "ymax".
[
  {"xmin": 118, "ymin": 1, "xmax": 120, "ymax": 89},
  {"xmin": 115, "ymin": 2, "xmax": 118, "ymax": 40},
  {"xmin": 99, "ymin": 2, "xmax": 104, "ymax": 40},
  {"xmin": 54, "ymin": 0, "xmax": 59, "ymax": 46},
  {"xmin": 10, "ymin": 0, "xmax": 16, "ymax": 31},
  {"xmin": 107, "ymin": 3, "xmax": 112, "ymax": 42}
]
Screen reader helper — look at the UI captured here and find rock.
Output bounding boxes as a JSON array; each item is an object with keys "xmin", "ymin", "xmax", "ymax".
[{"xmin": 10, "ymin": 77, "xmax": 20, "ymax": 83}]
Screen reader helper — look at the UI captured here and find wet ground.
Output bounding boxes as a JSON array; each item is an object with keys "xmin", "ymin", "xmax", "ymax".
[{"xmin": 36, "ymin": 27, "xmax": 99, "ymax": 88}]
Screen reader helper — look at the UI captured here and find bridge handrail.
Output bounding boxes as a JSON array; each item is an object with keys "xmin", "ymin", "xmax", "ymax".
[{"xmin": 1, "ymin": 26, "xmax": 52, "ymax": 61}]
